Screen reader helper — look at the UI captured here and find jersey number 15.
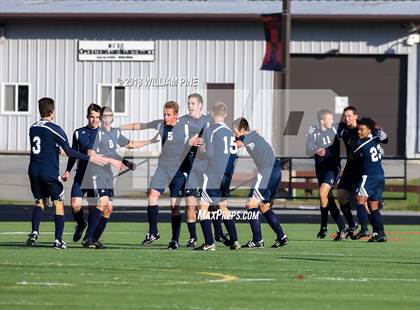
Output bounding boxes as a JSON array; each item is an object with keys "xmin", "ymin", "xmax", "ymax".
[{"xmin": 223, "ymin": 136, "xmax": 238, "ymax": 154}]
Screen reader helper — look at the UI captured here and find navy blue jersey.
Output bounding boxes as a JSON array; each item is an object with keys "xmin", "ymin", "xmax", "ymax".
[
  {"xmin": 338, "ymin": 122, "xmax": 388, "ymax": 166},
  {"xmin": 178, "ymin": 114, "xmax": 211, "ymax": 172},
  {"xmin": 238, "ymin": 131, "xmax": 276, "ymax": 172},
  {"xmin": 202, "ymin": 122, "xmax": 238, "ymax": 176},
  {"xmin": 145, "ymin": 119, "xmax": 188, "ymax": 168},
  {"xmin": 28, "ymin": 120, "xmax": 89, "ymax": 177},
  {"xmin": 353, "ymin": 135, "xmax": 384, "ymax": 176},
  {"xmin": 66, "ymin": 126, "xmax": 98, "ymax": 179},
  {"xmin": 87, "ymin": 127, "xmax": 129, "ymax": 177},
  {"xmin": 306, "ymin": 125, "xmax": 340, "ymax": 169}
]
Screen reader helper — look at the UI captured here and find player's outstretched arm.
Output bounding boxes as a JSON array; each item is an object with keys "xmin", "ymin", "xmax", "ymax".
[
  {"xmin": 120, "ymin": 119, "xmax": 162, "ymax": 131},
  {"xmin": 120, "ymin": 122, "xmax": 145, "ymax": 130},
  {"xmin": 126, "ymin": 133, "xmax": 160, "ymax": 149},
  {"xmin": 87, "ymin": 149, "xmax": 125, "ymax": 170}
]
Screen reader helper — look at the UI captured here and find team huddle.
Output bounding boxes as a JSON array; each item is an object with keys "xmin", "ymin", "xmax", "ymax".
[{"xmin": 26, "ymin": 94, "xmax": 387, "ymax": 251}]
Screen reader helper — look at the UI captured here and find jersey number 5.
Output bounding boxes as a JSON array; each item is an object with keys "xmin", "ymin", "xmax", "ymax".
[
  {"xmin": 370, "ymin": 145, "xmax": 382, "ymax": 162},
  {"xmin": 223, "ymin": 136, "xmax": 237, "ymax": 154},
  {"xmin": 32, "ymin": 136, "xmax": 41, "ymax": 154}
]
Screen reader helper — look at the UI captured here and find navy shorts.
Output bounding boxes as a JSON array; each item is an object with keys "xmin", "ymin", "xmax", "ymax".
[
  {"xmin": 201, "ymin": 172, "xmax": 231, "ymax": 205},
  {"xmin": 338, "ymin": 165, "xmax": 361, "ymax": 193},
  {"xmin": 315, "ymin": 165, "xmax": 340, "ymax": 187},
  {"xmin": 29, "ymin": 173, "xmax": 64, "ymax": 201},
  {"xmin": 71, "ymin": 178, "xmax": 95, "ymax": 198},
  {"xmin": 91, "ymin": 174, "xmax": 114, "ymax": 199},
  {"xmin": 248, "ymin": 159, "xmax": 282, "ymax": 204},
  {"xmin": 150, "ymin": 165, "xmax": 186, "ymax": 197},
  {"xmin": 185, "ymin": 166, "xmax": 205, "ymax": 197},
  {"xmin": 356, "ymin": 174, "xmax": 385, "ymax": 201}
]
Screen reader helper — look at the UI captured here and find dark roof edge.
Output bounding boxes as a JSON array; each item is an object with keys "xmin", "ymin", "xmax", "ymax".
[{"xmin": 0, "ymin": 13, "xmax": 420, "ymax": 23}]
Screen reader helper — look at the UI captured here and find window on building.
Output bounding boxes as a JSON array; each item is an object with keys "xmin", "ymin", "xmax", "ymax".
[
  {"xmin": 2, "ymin": 83, "xmax": 30, "ymax": 114},
  {"xmin": 98, "ymin": 84, "xmax": 126, "ymax": 114}
]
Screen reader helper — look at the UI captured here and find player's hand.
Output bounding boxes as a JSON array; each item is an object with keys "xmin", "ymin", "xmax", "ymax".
[
  {"xmin": 61, "ymin": 171, "xmax": 70, "ymax": 182},
  {"xmin": 150, "ymin": 133, "xmax": 160, "ymax": 144},
  {"xmin": 316, "ymin": 148, "xmax": 326, "ymax": 156},
  {"xmin": 109, "ymin": 159, "xmax": 125, "ymax": 171},
  {"xmin": 235, "ymin": 140, "xmax": 245, "ymax": 148},
  {"xmin": 189, "ymin": 135, "xmax": 203, "ymax": 147}
]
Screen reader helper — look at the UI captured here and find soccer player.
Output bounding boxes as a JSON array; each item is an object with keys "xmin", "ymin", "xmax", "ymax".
[
  {"xmin": 195, "ymin": 102, "xmax": 240, "ymax": 251},
  {"xmin": 27, "ymin": 97, "xmax": 121, "ymax": 249},
  {"xmin": 127, "ymin": 101, "xmax": 189, "ymax": 249},
  {"xmin": 83, "ymin": 106, "xmax": 158, "ymax": 248},
  {"xmin": 337, "ymin": 106, "xmax": 388, "ymax": 239},
  {"xmin": 178, "ymin": 93, "xmax": 214, "ymax": 248},
  {"xmin": 306, "ymin": 109, "xmax": 346, "ymax": 241},
  {"xmin": 233, "ymin": 117, "xmax": 288, "ymax": 248},
  {"xmin": 61, "ymin": 103, "xmax": 101, "ymax": 243},
  {"xmin": 354, "ymin": 117, "xmax": 387, "ymax": 242}
]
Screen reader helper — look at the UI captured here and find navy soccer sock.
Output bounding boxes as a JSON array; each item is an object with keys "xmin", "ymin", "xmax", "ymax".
[
  {"xmin": 248, "ymin": 208, "xmax": 262, "ymax": 242},
  {"xmin": 147, "ymin": 205, "xmax": 159, "ymax": 235},
  {"xmin": 85, "ymin": 208, "xmax": 102, "ymax": 242},
  {"xmin": 263, "ymin": 209, "xmax": 285, "ymax": 240},
  {"xmin": 171, "ymin": 214, "xmax": 182, "ymax": 242},
  {"xmin": 72, "ymin": 208, "xmax": 86, "ymax": 227},
  {"xmin": 200, "ymin": 220, "xmax": 214, "ymax": 245},
  {"xmin": 223, "ymin": 219, "xmax": 238, "ymax": 243},
  {"xmin": 31, "ymin": 206, "xmax": 43, "ymax": 233},
  {"xmin": 187, "ymin": 222, "xmax": 197, "ymax": 240},
  {"xmin": 371, "ymin": 209, "xmax": 384, "ymax": 234},
  {"xmin": 320, "ymin": 206, "xmax": 329, "ymax": 228},
  {"xmin": 339, "ymin": 202, "xmax": 355, "ymax": 228},
  {"xmin": 367, "ymin": 213, "xmax": 377, "ymax": 233},
  {"xmin": 212, "ymin": 216, "xmax": 224, "ymax": 238},
  {"xmin": 54, "ymin": 214, "xmax": 64, "ymax": 241},
  {"xmin": 357, "ymin": 204, "xmax": 369, "ymax": 232},
  {"xmin": 93, "ymin": 216, "xmax": 109, "ymax": 242},
  {"xmin": 329, "ymin": 204, "xmax": 346, "ymax": 231}
]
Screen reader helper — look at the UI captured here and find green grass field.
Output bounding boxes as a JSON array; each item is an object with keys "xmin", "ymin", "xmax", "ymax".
[{"xmin": 0, "ymin": 222, "xmax": 419, "ymax": 310}]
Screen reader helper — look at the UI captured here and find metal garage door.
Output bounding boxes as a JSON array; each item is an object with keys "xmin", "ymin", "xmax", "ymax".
[{"xmin": 290, "ymin": 55, "xmax": 408, "ymax": 156}]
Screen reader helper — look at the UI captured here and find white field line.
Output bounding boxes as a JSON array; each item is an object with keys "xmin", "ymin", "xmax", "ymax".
[
  {"xmin": 16, "ymin": 281, "xmax": 74, "ymax": 286},
  {"xmin": 315, "ymin": 277, "xmax": 418, "ymax": 282}
]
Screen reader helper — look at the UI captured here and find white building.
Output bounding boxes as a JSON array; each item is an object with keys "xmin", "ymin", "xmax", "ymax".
[{"xmin": 1, "ymin": 0, "xmax": 419, "ymax": 158}]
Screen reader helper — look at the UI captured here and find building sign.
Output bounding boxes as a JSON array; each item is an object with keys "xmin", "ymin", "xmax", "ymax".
[{"xmin": 78, "ymin": 41, "xmax": 154, "ymax": 61}]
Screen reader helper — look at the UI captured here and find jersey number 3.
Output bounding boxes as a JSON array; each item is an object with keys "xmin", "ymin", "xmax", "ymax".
[
  {"xmin": 370, "ymin": 145, "xmax": 382, "ymax": 162},
  {"xmin": 32, "ymin": 136, "xmax": 41, "ymax": 154}
]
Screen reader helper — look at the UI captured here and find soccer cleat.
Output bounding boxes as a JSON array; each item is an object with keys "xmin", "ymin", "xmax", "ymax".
[
  {"xmin": 193, "ymin": 243, "xmax": 216, "ymax": 251},
  {"xmin": 242, "ymin": 239, "xmax": 264, "ymax": 248},
  {"xmin": 376, "ymin": 232, "xmax": 387, "ymax": 242},
  {"xmin": 272, "ymin": 235, "xmax": 289, "ymax": 248},
  {"xmin": 26, "ymin": 231, "xmax": 39, "ymax": 246},
  {"xmin": 345, "ymin": 224, "xmax": 360, "ymax": 239},
  {"xmin": 53, "ymin": 239, "xmax": 67, "ymax": 250},
  {"xmin": 73, "ymin": 223, "xmax": 87, "ymax": 242},
  {"xmin": 140, "ymin": 233, "xmax": 160, "ymax": 246},
  {"xmin": 186, "ymin": 238, "xmax": 197, "ymax": 248},
  {"xmin": 94, "ymin": 240, "xmax": 107, "ymax": 249},
  {"xmin": 215, "ymin": 234, "xmax": 231, "ymax": 246},
  {"xmin": 333, "ymin": 230, "xmax": 346, "ymax": 241},
  {"xmin": 352, "ymin": 230, "xmax": 370, "ymax": 240},
  {"xmin": 367, "ymin": 232, "xmax": 379, "ymax": 242},
  {"xmin": 82, "ymin": 239, "xmax": 97, "ymax": 249},
  {"xmin": 168, "ymin": 240, "xmax": 180, "ymax": 250},
  {"xmin": 230, "ymin": 241, "xmax": 241, "ymax": 250},
  {"xmin": 317, "ymin": 227, "xmax": 328, "ymax": 239}
]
